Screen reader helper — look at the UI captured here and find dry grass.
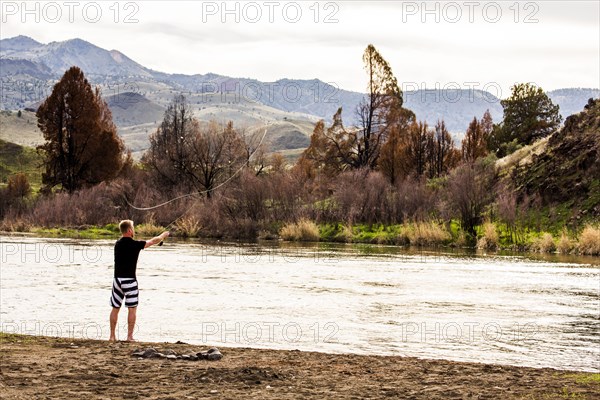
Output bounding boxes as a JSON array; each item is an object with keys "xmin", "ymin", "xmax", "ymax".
[
  {"xmin": 279, "ymin": 219, "xmax": 320, "ymax": 242},
  {"xmin": 406, "ymin": 221, "xmax": 451, "ymax": 246},
  {"xmin": 578, "ymin": 225, "xmax": 600, "ymax": 256},
  {"xmin": 557, "ymin": 230, "xmax": 574, "ymax": 254},
  {"xmin": 530, "ymin": 232, "xmax": 556, "ymax": 253},
  {"xmin": 174, "ymin": 216, "xmax": 201, "ymax": 238},
  {"xmin": 496, "ymin": 136, "xmax": 550, "ymax": 171},
  {"xmin": 477, "ymin": 222, "xmax": 499, "ymax": 251},
  {"xmin": 0, "ymin": 217, "xmax": 32, "ymax": 232},
  {"xmin": 335, "ymin": 224, "xmax": 354, "ymax": 243},
  {"xmin": 135, "ymin": 219, "xmax": 165, "ymax": 238}
]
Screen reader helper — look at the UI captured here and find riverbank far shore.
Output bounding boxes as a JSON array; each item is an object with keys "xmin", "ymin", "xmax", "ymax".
[{"xmin": 0, "ymin": 334, "xmax": 598, "ymax": 399}]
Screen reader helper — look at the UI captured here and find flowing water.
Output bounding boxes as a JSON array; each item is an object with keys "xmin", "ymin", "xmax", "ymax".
[{"xmin": 1, "ymin": 235, "xmax": 598, "ymax": 372}]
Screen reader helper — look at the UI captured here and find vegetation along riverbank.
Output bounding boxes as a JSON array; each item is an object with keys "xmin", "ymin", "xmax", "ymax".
[{"xmin": 1, "ymin": 47, "xmax": 599, "ymax": 256}]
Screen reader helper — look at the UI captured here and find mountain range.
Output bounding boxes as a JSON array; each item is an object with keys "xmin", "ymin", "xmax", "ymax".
[{"xmin": 1, "ymin": 35, "xmax": 598, "ymax": 157}]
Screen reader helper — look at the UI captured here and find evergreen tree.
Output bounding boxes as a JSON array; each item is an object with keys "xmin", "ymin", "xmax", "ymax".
[
  {"xmin": 489, "ymin": 83, "xmax": 561, "ymax": 157},
  {"xmin": 36, "ymin": 67, "xmax": 126, "ymax": 193}
]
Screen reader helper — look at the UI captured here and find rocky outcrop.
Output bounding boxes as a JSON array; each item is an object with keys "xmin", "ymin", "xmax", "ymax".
[{"xmin": 514, "ymin": 98, "xmax": 600, "ymax": 221}]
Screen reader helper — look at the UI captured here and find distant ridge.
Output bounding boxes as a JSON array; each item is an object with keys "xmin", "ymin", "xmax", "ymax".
[{"xmin": 1, "ymin": 35, "xmax": 598, "ymax": 151}]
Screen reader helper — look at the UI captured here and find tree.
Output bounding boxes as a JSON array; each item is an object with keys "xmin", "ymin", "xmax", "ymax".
[
  {"xmin": 143, "ymin": 94, "xmax": 196, "ymax": 190},
  {"xmin": 461, "ymin": 117, "xmax": 488, "ymax": 162},
  {"xmin": 186, "ymin": 121, "xmax": 246, "ymax": 197},
  {"xmin": 379, "ymin": 116, "xmax": 458, "ymax": 183},
  {"xmin": 36, "ymin": 67, "xmax": 126, "ymax": 193},
  {"xmin": 445, "ymin": 158, "xmax": 496, "ymax": 238},
  {"xmin": 354, "ymin": 44, "xmax": 404, "ymax": 169},
  {"xmin": 298, "ymin": 108, "xmax": 354, "ymax": 176},
  {"xmin": 378, "ymin": 108, "xmax": 416, "ymax": 184},
  {"xmin": 6, "ymin": 173, "xmax": 31, "ymax": 200},
  {"xmin": 0, "ymin": 173, "xmax": 31, "ymax": 216},
  {"xmin": 240, "ymin": 126, "xmax": 268, "ymax": 175},
  {"xmin": 428, "ymin": 120, "xmax": 459, "ymax": 178},
  {"xmin": 481, "ymin": 109, "xmax": 493, "ymax": 138},
  {"xmin": 143, "ymin": 95, "xmax": 246, "ymax": 197},
  {"xmin": 490, "ymin": 83, "xmax": 561, "ymax": 157},
  {"xmin": 299, "ymin": 44, "xmax": 404, "ymax": 174},
  {"xmin": 404, "ymin": 121, "xmax": 430, "ymax": 177}
]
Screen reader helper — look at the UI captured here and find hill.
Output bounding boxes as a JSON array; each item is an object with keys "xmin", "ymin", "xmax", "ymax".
[
  {"xmin": 511, "ymin": 98, "xmax": 600, "ymax": 226},
  {"xmin": 105, "ymin": 92, "xmax": 165, "ymax": 127},
  {"xmin": 0, "ymin": 139, "xmax": 43, "ymax": 190},
  {"xmin": 0, "ymin": 110, "xmax": 44, "ymax": 147},
  {"xmin": 2, "ymin": 35, "xmax": 597, "ymax": 139}
]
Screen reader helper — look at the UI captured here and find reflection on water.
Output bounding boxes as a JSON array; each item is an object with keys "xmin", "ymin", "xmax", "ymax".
[{"xmin": 0, "ymin": 235, "xmax": 598, "ymax": 372}]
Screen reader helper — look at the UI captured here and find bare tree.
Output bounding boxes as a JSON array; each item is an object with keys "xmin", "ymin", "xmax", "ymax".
[
  {"xmin": 185, "ymin": 121, "xmax": 246, "ymax": 198},
  {"xmin": 445, "ymin": 159, "xmax": 496, "ymax": 237},
  {"xmin": 143, "ymin": 94, "xmax": 196, "ymax": 190},
  {"xmin": 144, "ymin": 95, "xmax": 247, "ymax": 197}
]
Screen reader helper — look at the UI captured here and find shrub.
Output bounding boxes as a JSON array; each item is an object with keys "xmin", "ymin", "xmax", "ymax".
[
  {"xmin": 29, "ymin": 183, "xmax": 123, "ymax": 227},
  {"xmin": 333, "ymin": 224, "xmax": 353, "ymax": 243},
  {"xmin": 557, "ymin": 230, "xmax": 574, "ymax": 254},
  {"xmin": 477, "ymin": 222, "xmax": 499, "ymax": 251},
  {"xmin": 406, "ymin": 221, "xmax": 451, "ymax": 246},
  {"xmin": 280, "ymin": 219, "xmax": 320, "ymax": 242},
  {"xmin": 0, "ymin": 216, "xmax": 31, "ymax": 232},
  {"xmin": 530, "ymin": 232, "xmax": 556, "ymax": 253},
  {"xmin": 174, "ymin": 216, "xmax": 201, "ymax": 238},
  {"xmin": 578, "ymin": 225, "xmax": 600, "ymax": 256},
  {"xmin": 135, "ymin": 219, "xmax": 165, "ymax": 237}
]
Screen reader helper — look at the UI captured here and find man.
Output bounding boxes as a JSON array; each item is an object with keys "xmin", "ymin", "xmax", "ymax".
[{"xmin": 109, "ymin": 219, "xmax": 169, "ymax": 341}]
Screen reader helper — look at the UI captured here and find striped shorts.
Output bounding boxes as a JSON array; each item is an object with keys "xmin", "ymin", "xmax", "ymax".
[{"xmin": 110, "ymin": 278, "xmax": 139, "ymax": 308}]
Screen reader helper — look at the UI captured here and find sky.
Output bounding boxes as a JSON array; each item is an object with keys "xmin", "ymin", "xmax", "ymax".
[{"xmin": 1, "ymin": 0, "xmax": 599, "ymax": 96}]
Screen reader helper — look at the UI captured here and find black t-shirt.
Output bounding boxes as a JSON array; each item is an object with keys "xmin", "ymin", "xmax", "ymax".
[{"xmin": 114, "ymin": 237, "xmax": 147, "ymax": 278}]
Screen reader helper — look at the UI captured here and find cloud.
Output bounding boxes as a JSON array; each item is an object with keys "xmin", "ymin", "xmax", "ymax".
[{"xmin": 0, "ymin": 0, "xmax": 597, "ymax": 93}]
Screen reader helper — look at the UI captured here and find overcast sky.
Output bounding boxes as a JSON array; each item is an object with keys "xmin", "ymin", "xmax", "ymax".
[{"xmin": 1, "ymin": 1, "xmax": 598, "ymax": 96}]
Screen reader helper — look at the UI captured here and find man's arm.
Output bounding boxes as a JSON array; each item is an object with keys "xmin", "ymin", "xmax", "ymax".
[{"xmin": 145, "ymin": 231, "xmax": 170, "ymax": 248}]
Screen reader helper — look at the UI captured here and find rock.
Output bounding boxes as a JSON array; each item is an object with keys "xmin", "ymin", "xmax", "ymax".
[
  {"xmin": 196, "ymin": 347, "xmax": 223, "ymax": 361},
  {"xmin": 132, "ymin": 347, "xmax": 158, "ymax": 358},
  {"xmin": 132, "ymin": 346, "xmax": 219, "ymax": 361}
]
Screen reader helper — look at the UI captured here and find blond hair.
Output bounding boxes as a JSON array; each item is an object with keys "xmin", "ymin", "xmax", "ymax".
[{"xmin": 119, "ymin": 220, "xmax": 134, "ymax": 234}]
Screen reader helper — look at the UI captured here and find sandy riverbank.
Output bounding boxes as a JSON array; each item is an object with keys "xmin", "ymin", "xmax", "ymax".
[{"xmin": 0, "ymin": 334, "xmax": 598, "ymax": 399}]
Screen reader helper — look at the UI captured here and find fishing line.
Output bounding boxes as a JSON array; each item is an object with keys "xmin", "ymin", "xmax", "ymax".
[{"xmin": 125, "ymin": 122, "xmax": 272, "ymax": 239}]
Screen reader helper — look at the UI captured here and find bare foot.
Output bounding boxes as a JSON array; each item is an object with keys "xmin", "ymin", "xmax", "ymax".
[
  {"xmin": 109, "ymin": 336, "xmax": 117, "ymax": 342},
  {"xmin": 126, "ymin": 337, "xmax": 136, "ymax": 342}
]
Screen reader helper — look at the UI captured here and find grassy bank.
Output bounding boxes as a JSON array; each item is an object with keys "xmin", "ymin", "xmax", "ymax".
[
  {"xmin": 3, "ymin": 220, "xmax": 599, "ymax": 256},
  {"xmin": 0, "ymin": 139, "xmax": 43, "ymax": 191}
]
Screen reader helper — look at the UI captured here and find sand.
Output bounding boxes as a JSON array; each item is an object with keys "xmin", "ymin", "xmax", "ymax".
[{"xmin": 0, "ymin": 334, "xmax": 598, "ymax": 399}]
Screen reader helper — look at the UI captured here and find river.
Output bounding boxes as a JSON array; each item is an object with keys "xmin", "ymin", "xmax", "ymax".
[{"xmin": 1, "ymin": 236, "xmax": 598, "ymax": 372}]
